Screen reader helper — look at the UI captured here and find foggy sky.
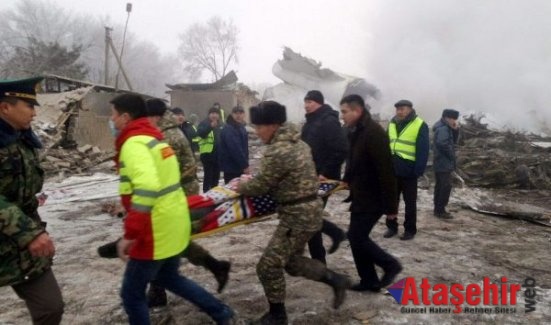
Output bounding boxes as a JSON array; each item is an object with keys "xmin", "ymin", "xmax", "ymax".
[
  {"xmin": 365, "ymin": 0, "xmax": 551, "ymax": 132},
  {"xmin": 4, "ymin": 0, "xmax": 551, "ymax": 131}
]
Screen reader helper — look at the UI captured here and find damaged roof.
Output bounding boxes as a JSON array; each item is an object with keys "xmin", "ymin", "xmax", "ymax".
[
  {"xmin": 166, "ymin": 71, "xmax": 238, "ymax": 91},
  {"xmin": 278, "ymin": 47, "xmax": 345, "ymax": 82}
]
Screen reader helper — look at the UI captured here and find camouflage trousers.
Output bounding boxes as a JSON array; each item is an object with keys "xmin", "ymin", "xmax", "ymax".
[{"xmin": 257, "ymin": 225, "xmax": 328, "ymax": 303}]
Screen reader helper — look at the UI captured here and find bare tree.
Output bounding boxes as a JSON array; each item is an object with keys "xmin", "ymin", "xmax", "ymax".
[
  {"xmin": 178, "ymin": 16, "xmax": 239, "ymax": 82},
  {"xmin": 0, "ymin": 0, "xmax": 179, "ymax": 97},
  {"xmin": 0, "ymin": 0, "xmax": 94, "ymax": 78}
]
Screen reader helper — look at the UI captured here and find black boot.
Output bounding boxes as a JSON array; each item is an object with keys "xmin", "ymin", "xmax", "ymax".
[
  {"xmin": 321, "ymin": 270, "xmax": 351, "ymax": 309},
  {"xmin": 326, "ymin": 226, "xmax": 346, "ymax": 255},
  {"xmin": 97, "ymin": 238, "xmax": 120, "ymax": 258},
  {"xmin": 380, "ymin": 262, "xmax": 403, "ymax": 288},
  {"xmin": 205, "ymin": 258, "xmax": 231, "ymax": 293},
  {"xmin": 252, "ymin": 303, "xmax": 288, "ymax": 325},
  {"xmin": 147, "ymin": 284, "xmax": 168, "ymax": 308}
]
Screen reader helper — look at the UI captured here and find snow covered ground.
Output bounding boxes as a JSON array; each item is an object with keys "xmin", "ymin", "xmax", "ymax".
[{"xmin": 1, "ymin": 173, "xmax": 550, "ymax": 324}]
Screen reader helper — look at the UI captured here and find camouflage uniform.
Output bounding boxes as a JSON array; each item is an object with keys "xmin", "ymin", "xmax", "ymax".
[
  {"xmin": 158, "ymin": 110, "xmax": 200, "ymax": 195},
  {"xmin": 1, "ymin": 116, "xmax": 64, "ymax": 324},
  {"xmin": 0, "ymin": 122, "xmax": 50, "ymax": 287},
  {"xmin": 238, "ymin": 123, "xmax": 329, "ymax": 303}
]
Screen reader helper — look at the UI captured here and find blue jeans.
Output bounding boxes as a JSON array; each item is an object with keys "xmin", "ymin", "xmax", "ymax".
[{"xmin": 121, "ymin": 255, "xmax": 233, "ymax": 324}]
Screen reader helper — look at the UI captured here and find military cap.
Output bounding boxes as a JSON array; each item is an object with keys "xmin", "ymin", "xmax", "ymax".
[
  {"xmin": 442, "ymin": 109, "xmax": 460, "ymax": 119},
  {"xmin": 394, "ymin": 99, "xmax": 413, "ymax": 108},
  {"xmin": 250, "ymin": 101, "xmax": 286, "ymax": 125},
  {"xmin": 0, "ymin": 76, "xmax": 43, "ymax": 106}
]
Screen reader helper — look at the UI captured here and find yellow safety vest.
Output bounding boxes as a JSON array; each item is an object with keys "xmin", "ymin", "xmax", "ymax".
[
  {"xmin": 388, "ymin": 117, "xmax": 424, "ymax": 162},
  {"xmin": 191, "ymin": 125, "xmax": 201, "ymax": 145},
  {"xmin": 198, "ymin": 130, "xmax": 214, "ymax": 154},
  {"xmin": 119, "ymin": 135, "xmax": 191, "ymax": 260}
]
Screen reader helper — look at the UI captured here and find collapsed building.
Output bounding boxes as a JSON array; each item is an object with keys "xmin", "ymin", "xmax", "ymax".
[
  {"xmin": 166, "ymin": 71, "xmax": 260, "ymax": 123},
  {"xmin": 34, "ymin": 75, "xmax": 150, "ymax": 176},
  {"xmin": 263, "ymin": 47, "xmax": 380, "ymax": 122}
]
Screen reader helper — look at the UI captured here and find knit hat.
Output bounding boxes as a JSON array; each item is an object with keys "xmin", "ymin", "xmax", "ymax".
[
  {"xmin": 171, "ymin": 107, "xmax": 184, "ymax": 115},
  {"xmin": 442, "ymin": 109, "xmax": 460, "ymax": 119},
  {"xmin": 232, "ymin": 106, "xmax": 245, "ymax": 113},
  {"xmin": 208, "ymin": 106, "xmax": 221, "ymax": 115},
  {"xmin": 304, "ymin": 90, "xmax": 324, "ymax": 105},
  {"xmin": 394, "ymin": 99, "xmax": 413, "ymax": 108},
  {"xmin": 250, "ymin": 101, "xmax": 286, "ymax": 125}
]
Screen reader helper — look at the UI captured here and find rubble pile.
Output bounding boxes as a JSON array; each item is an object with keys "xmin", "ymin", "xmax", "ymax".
[
  {"xmin": 456, "ymin": 114, "xmax": 551, "ymax": 189},
  {"xmin": 39, "ymin": 145, "xmax": 114, "ymax": 177},
  {"xmin": 31, "ymin": 87, "xmax": 115, "ymax": 177}
]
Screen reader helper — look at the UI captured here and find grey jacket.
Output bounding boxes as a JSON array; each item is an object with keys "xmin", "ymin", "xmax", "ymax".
[{"xmin": 432, "ymin": 119, "xmax": 458, "ymax": 172}]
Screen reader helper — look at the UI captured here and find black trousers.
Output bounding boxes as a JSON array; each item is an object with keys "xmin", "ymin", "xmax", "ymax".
[
  {"xmin": 386, "ymin": 176, "xmax": 418, "ymax": 234},
  {"xmin": 307, "ymin": 219, "xmax": 344, "ymax": 264},
  {"xmin": 200, "ymin": 154, "xmax": 220, "ymax": 193},
  {"xmin": 223, "ymin": 172, "xmax": 241, "ymax": 184},
  {"xmin": 348, "ymin": 212, "xmax": 400, "ymax": 287},
  {"xmin": 434, "ymin": 172, "xmax": 452, "ymax": 214},
  {"xmin": 307, "ymin": 197, "xmax": 344, "ymax": 264},
  {"xmin": 12, "ymin": 268, "xmax": 64, "ymax": 325}
]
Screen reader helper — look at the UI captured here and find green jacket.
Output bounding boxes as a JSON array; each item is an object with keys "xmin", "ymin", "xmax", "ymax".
[
  {"xmin": 0, "ymin": 119, "xmax": 50, "ymax": 287},
  {"xmin": 238, "ymin": 123, "xmax": 322, "ymax": 232}
]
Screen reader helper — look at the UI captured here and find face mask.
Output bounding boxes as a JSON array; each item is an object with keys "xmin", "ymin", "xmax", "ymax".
[{"xmin": 108, "ymin": 119, "xmax": 120, "ymax": 138}]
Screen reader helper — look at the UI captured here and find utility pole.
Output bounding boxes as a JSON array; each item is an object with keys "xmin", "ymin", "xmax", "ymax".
[
  {"xmin": 104, "ymin": 26, "xmax": 113, "ymax": 85},
  {"xmin": 115, "ymin": 3, "xmax": 132, "ymax": 91},
  {"xmin": 108, "ymin": 39, "xmax": 133, "ymax": 91}
]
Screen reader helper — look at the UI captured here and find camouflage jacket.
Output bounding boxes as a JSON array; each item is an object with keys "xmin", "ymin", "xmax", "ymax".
[
  {"xmin": 158, "ymin": 110, "xmax": 200, "ymax": 195},
  {"xmin": 0, "ymin": 119, "xmax": 50, "ymax": 287},
  {"xmin": 238, "ymin": 123, "xmax": 322, "ymax": 232}
]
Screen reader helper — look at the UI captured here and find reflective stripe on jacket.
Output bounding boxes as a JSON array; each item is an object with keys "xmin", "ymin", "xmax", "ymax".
[
  {"xmin": 119, "ymin": 135, "xmax": 191, "ymax": 260},
  {"xmin": 388, "ymin": 117, "xmax": 424, "ymax": 162}
]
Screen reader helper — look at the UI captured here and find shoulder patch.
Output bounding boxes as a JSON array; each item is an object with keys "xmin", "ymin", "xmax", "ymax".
[{"xmin": 161, "ymin": 146, "xmax": 175, "ymax": 159}]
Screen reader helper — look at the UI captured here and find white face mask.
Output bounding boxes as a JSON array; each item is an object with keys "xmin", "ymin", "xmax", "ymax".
[{"xmin": 108, "ymin": 120, "xmax": 120, "ymax": 138}]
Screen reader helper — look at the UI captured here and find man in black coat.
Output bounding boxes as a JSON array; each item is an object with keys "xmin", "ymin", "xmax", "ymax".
[
  {"xmin": 340, "ymin": 94, "xmax": 402, "ymax": 292},
  {"xmin": 197, "ymin": 107, "xmax": 223, "ymax": 192},
  {"xmin": 301, "ymin": 90, "xmax": 348, "ymax": 264},
  {"xmin": 172, "ymin": 107, "xmax": 199, "ymax": 152}
]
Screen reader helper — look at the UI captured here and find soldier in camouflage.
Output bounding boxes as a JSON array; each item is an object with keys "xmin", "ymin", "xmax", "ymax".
[
  {"xmin": 0, "ymin": 77, "xmax": 64, "ymax": 324},
  {"xmin": 154, "ymin": 104, "xmax": 200, "ymax": 195},
  {"xmin": 145, "ymin": 99, "xmax": 231, "ymax": 307},
  {"xmin": 235, "ymin": 101, "xmax": 351, "ymax": 325}
]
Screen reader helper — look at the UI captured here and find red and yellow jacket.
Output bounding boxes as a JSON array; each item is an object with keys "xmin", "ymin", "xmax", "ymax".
[{"xmin": 115, "ymin": 118, "xmax": 191, "ymax": 260}]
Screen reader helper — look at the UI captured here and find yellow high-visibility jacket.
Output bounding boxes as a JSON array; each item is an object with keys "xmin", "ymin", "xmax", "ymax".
[{"xmin": 119, "ymin": 134, "xmax": 191, "ymax": 260}]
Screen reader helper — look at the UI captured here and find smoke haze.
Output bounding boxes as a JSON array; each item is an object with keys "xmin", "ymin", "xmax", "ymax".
[{"xmin": 364, "ymin": 0, "xmax": 551, "ymax": 132}]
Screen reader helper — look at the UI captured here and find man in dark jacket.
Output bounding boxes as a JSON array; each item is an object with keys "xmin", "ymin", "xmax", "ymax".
[
  {"xmin": 172, "ymin": 107, "xmax": 199, "ymax": 152},
  {"xmin": 301, "ymin": 90, "xmax": 348, "ymax": 263},
  {"xmin": 433, "ymin": 109, "xmax": 460, "ymax": 219},
  {"xmin": 0, "ymin": 77, "xmax": 64, "ymax": 324},
  {"xmin": 385, "ymin": 100, "xmax": 429, "ymax": 240},
  {"xmin": 340, "ymin": 94, "xmax": 402, "ymax": 292},
  {"xmin": 219, "ymin": 106, "xmax": 249, "ymax": 183},
  {"xmin": 197, "ymin": 107, "xmax": 223, "ymax": 192}
]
